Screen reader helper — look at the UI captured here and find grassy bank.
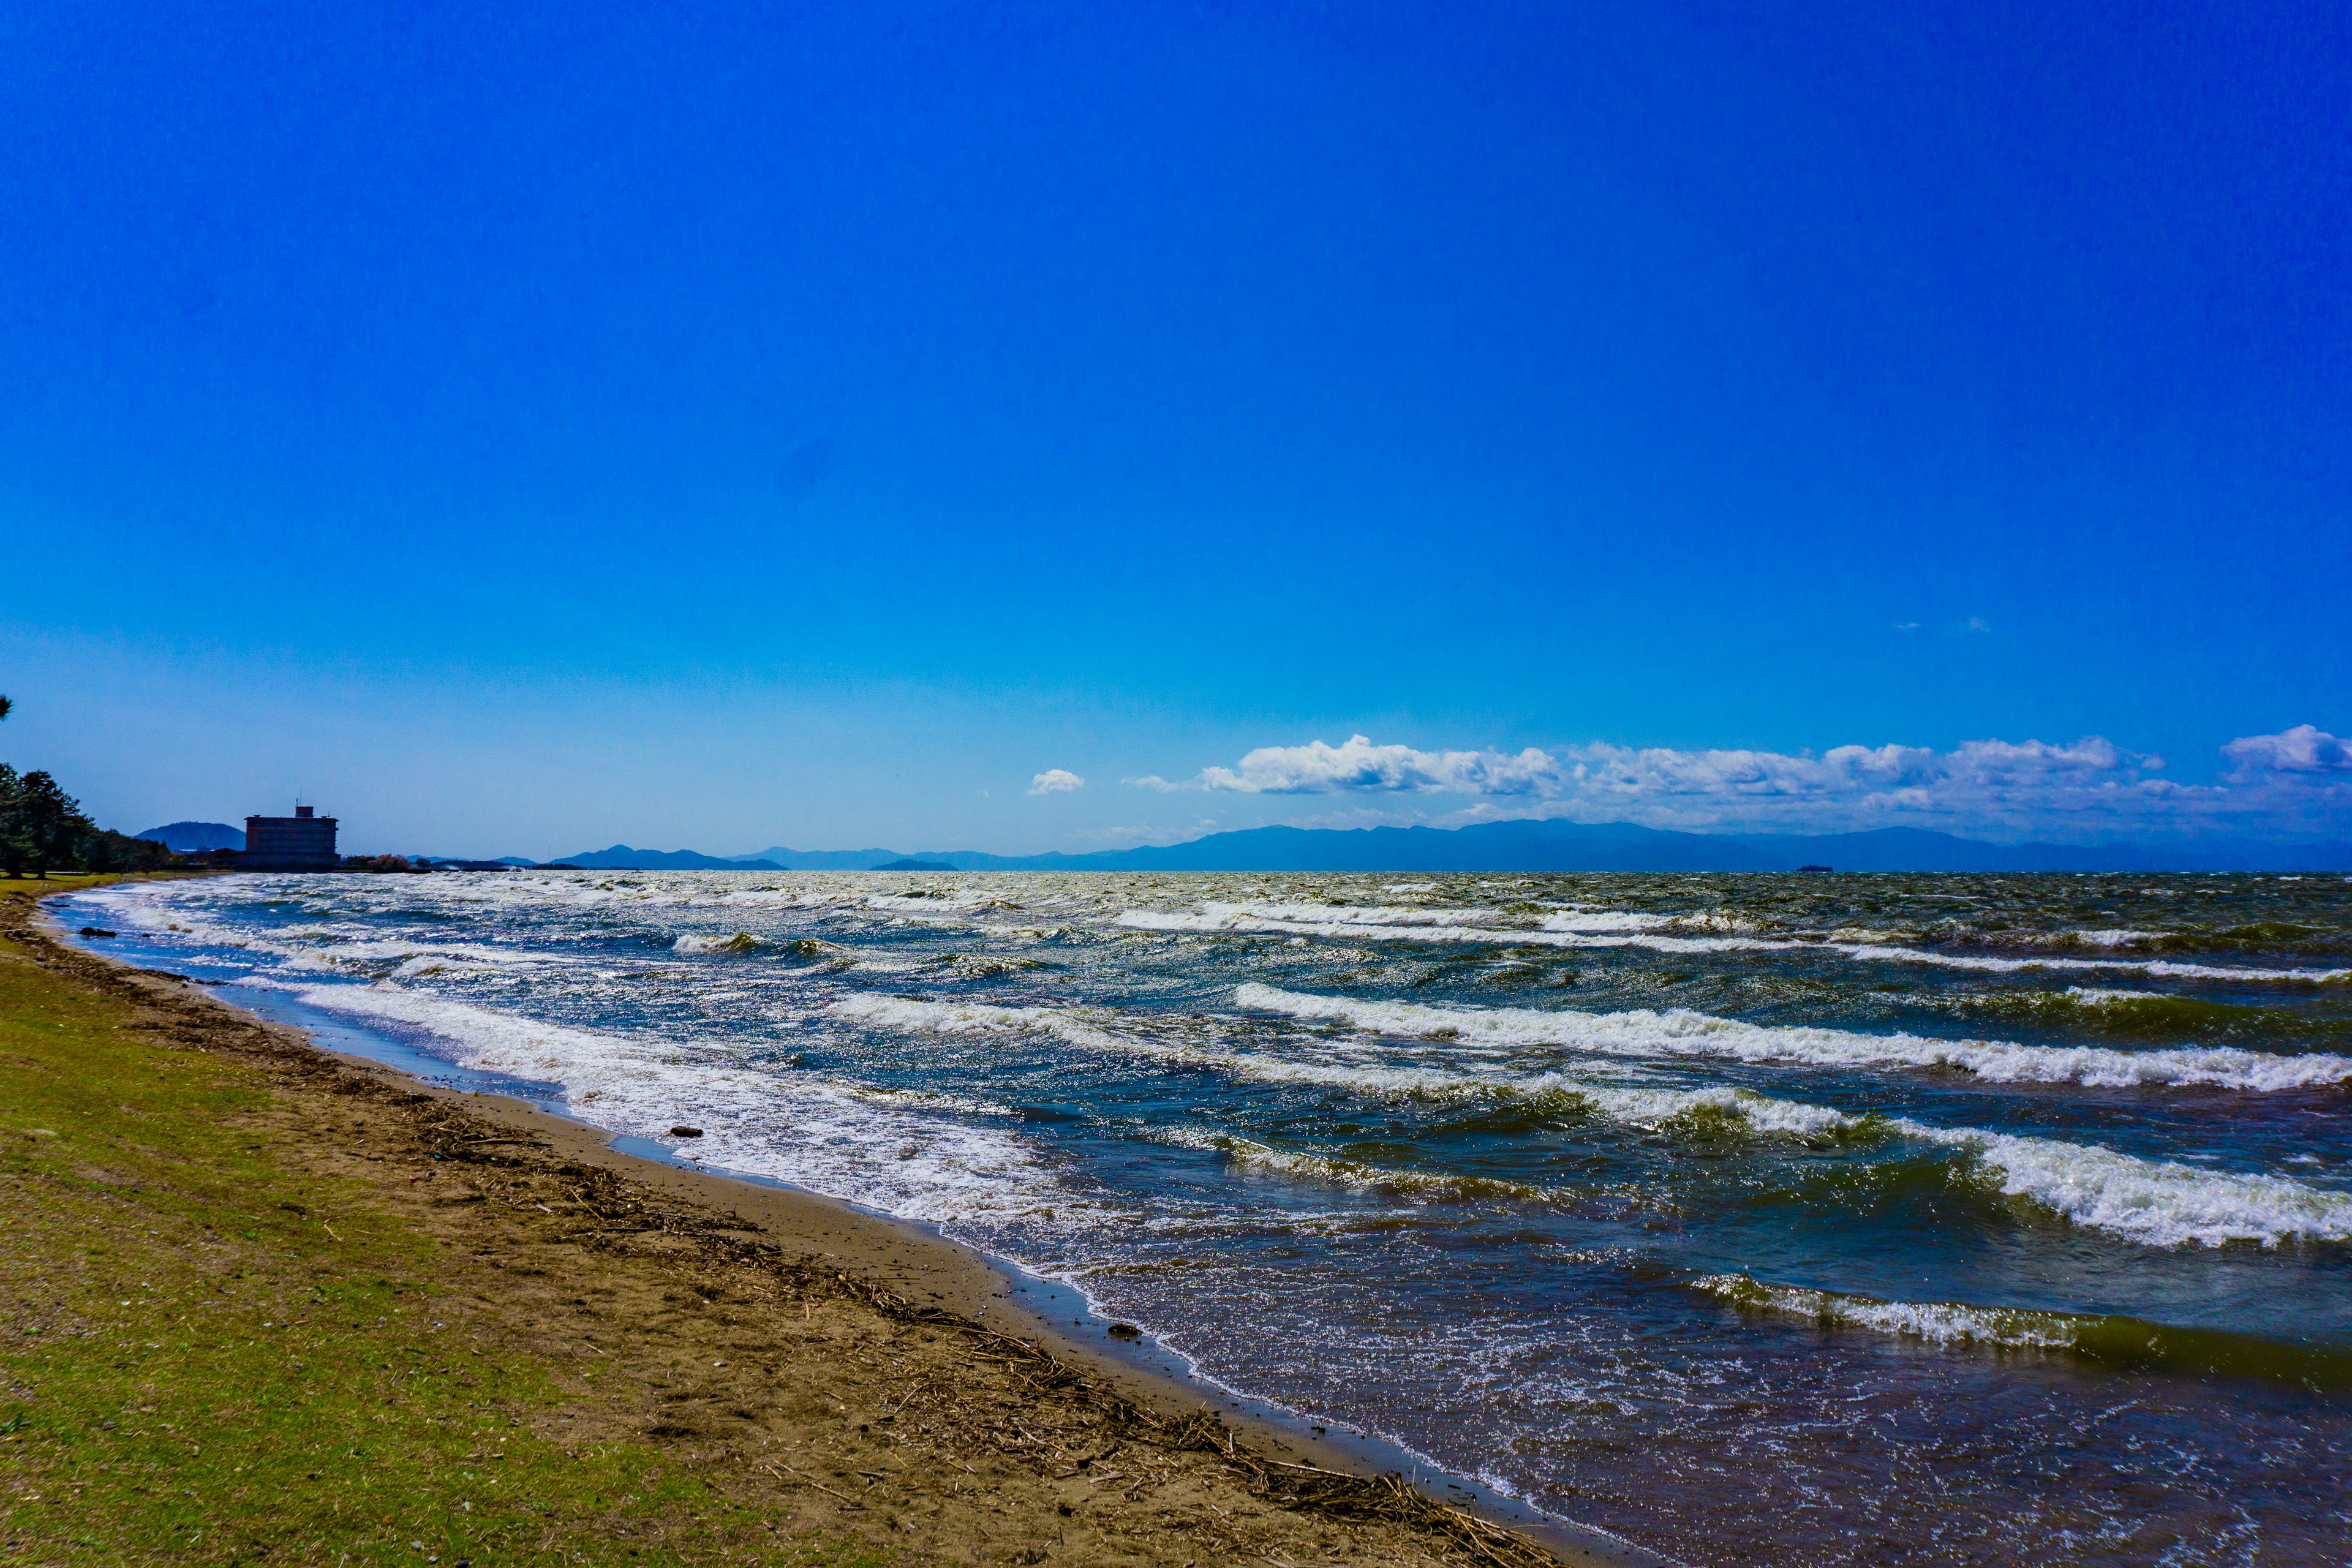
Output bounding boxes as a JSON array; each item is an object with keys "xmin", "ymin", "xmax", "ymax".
[
  {"xmin": 0, "ymin": 870, "xmax": 201, "ymax": 897},
  {"xmin": 0, "ymin": 894, "xmax": 884, "ymax": 1567}
]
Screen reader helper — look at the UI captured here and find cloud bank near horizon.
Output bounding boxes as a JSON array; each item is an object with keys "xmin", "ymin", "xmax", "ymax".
[{"xmin": 1126, "ymin": 726, "xmax": 2352, "ymax": 839}]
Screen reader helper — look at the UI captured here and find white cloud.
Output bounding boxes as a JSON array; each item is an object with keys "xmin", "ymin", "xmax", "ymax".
[
  {"xmin": 1131, "ymin": 726, "xmax": 2352, "ymax": 838},
  {"xmin": 2223, "ymin": 724, "xmax": 2352, "ymax": 776},
  {"xmin": 1027, "ymin": 769, "xmax": 1086, "ymax": 796},
  {"xmin": 1177, "ymin": 734, "xmax": 1561, "ymax": 796}
]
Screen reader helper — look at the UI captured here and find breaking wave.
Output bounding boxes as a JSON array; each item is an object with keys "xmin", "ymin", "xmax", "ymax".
[
  {"xmin": 672, "ymin": 931, "xmax": 764, "ymax": 954},
  {"xmin": 1693, "ymin": 1274, "xmax": 2352, "ymax": 1387},
  {"xmin": 1233, "ymin": 984, "xmax": 2352, "ymax": 1091},
  {"xmin": 1155, "ymin": 1128, "xmax": 1561, "ymax": 1204},
  {"xmin": 242, "ymin": 979, "xmax": 1071, "ymax": 1230},
  {"xmin": 1118, "ymin": 903, "xmax": 2351, "ymax": 984},
  {"xmin": 1833, "ymin": 940, "xmax": 2351, "ymax": 986}
]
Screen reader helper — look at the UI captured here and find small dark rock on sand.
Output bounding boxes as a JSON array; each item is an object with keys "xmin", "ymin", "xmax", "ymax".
[
  {"xmin": 669, "ymin": 1126, "xmax": 704, "ymax": 1138},
  {"xmin": 1107, "ymin": 1322, "xmax": 1142, "ymax": 1340}
]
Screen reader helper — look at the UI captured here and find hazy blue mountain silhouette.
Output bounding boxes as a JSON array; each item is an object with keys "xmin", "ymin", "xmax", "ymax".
[
  {"xmin": 728, "ymin": 846, "xmax": 929, "ymax": 870},
  {"xmin": 560, "ymin": 845, "xmax": 784, "ymax": 870},
  {"xmin": 137, "ymin": 821, "xmax": 246, "ymax": 851}
]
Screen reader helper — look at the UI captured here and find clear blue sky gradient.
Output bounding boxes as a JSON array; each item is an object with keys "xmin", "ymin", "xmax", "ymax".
[{"xmin": 4, "ymin": 2, "xmax": 2347, "ymax": 855}]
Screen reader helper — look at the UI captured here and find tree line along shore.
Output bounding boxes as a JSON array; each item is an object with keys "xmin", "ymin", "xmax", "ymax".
[{"xmin": 1, "ymin": 872, "xmax": 1607, "ymax": 1568}]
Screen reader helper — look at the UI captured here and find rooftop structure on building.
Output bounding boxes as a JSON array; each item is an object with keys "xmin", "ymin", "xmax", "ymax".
[{"xmin": 241, "ymin": 804, "xmax": 339, "ymax": 871}]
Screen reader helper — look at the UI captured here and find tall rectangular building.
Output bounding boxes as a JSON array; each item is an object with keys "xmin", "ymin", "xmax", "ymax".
[{"xmin": 241, "ymin": 805, "xmax": 339, "ymax": 870}]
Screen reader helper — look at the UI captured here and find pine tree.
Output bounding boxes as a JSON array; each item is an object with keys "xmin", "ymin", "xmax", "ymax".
[{"xmin": 1, "ymin": 771, "xmax": 93, "ymax": 879}]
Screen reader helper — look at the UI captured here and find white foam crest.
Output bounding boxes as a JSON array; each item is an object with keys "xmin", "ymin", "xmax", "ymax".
[
  {"xmin": 1117, "ymin": 907, "xmax": 1779, "ymax": 956},
  {"xmin": 1115, "ymin": 901, "xmax": 2348, "ymax": 982},
  {"xmin": 94, "ymin": 892, "xmax": 290, "ymax": 946},
  {"xmin": 318, "ymin": 938, "xmax": 552, "ymax": 970},
  {"xmin": 268, "ymin": 981, "xmax": 1074, "ymax": 1229},
  {"xmin": 1539, "ymin": 911, "xmax": 1679, "ymax": 932},
  {"xmin": 389, "ymin": 955, "xmax": 492, "ymax": 979},
  {"xmin": 2065, "ymin": 987, "xmax": 2159, "ymax": 1005},
  {"xmin": 1200, "ymin": 899, "xmax": 1510, "ymax": 929},
  {"xmin": 863, "ymin": 887, "xmax": 1026, "ymax": 916},
  {"xmin": 78, "ymin": 888, "xmax": 552, "ymax": 979},
  {"xmin": 1234, "ymin": 984, "xmax": 2352, "ymax": 1092},
  {"xmin": 1906, "ymin": 1126, "xmax": 2352, "ymax": 1248},
  {"xmin": 1692, "ymin": 1275, "xmax": 2083, "ymax": 1351},
  {"xmin": 826, "ymin": 993, "xmax": 1132, "ymax": 1054},
  {"xmin": 1832, "ymin": 941, "xmax": 2349, "ymax": 986},
  {"xmin": 828, "ymin": 993, "xmax": 1864, "ymax": 1136},
  {"xmin": 1151, "ymin": 1128, "xmax": 1560, "ymax": 1202},
  {"xmin": 673, "ymin": 932, "xmax": 764, "ymax": 955}
]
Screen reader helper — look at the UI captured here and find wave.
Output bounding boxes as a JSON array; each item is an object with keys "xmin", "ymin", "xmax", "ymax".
[
  {"xmin": 242, "ymin": 979, "xmax": 1073, "ymax": 1231},
  {"xmin": 1117, "ymin": 905, "xmax": 1782, "ymax": 956},
  {"xmin": 1153, "ymin": 1128, "xmax": 1561, "ymax": 1205},
  {"xmin": 1692, "ymin": 1274, "xmax": 2352, "ymax": 1387},
  {"xmin": 1964, "ymin": 921, "xmax": 2348, "ymax": 956},
  {"xmin": 830, "ymin": 992, "xmax": 2352, "ymax": 1248},
  {"xmin": 1832, "ymin": 940, "xmax": 2351, "ymax": 986},
  {"xmin": 1693, "ymin": 1273, "xmax": 2082, "ymax": 1350},
  {"xmin": 1177, "ymin": 899, "xmax": 1521, "ymax": 929},
  {"xmin": 90, "ymin": 896, "xmax": 548, "ymax": 979},
  {"xmin": 1116, "ymin": 903, "xmax": 2352, "ymax": 984},
  {"xmin": 1233, "ymin": 984, "xmax": 2352, "ymax": 1092},
  {"xmin": 673, "ymin": 931, "xmax": 763, "ymax": 954},
  {"xmin": 1542, "ymin": 909, "xmax": 1758, "ymax": 935},
  {"xmin": 2069, "ymin": 929, "xmax": 2165, "ymax": 948},
  {"xmin": 1928, "ymin": 1128, "xmax": 2352, "ymax": 1248},
  {"xmin": 827, "ymin": 993, "xmax": 1130, "ymax": 1052}
]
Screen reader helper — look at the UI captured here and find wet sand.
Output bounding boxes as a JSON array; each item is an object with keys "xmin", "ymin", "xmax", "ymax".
[{"xmin": 18, "ymin": 884, "xmax": 1669, "ymax": 1567}]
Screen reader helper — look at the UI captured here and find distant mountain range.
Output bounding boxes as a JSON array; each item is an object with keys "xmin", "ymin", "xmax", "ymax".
[
  {"xmin": 559, "ymin": 845, "xmax": 786, "ymax": 870},
  {"xmin": 560, "ymin": 821, "xmax": 2352, "ymax": 874},
  {"xmin": 138, "ymin": 820, "xmax": 245, "ymax": 851}
]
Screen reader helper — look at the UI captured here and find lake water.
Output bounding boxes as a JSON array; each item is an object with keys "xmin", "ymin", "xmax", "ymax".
[{"xmin": 67, "ymin": 869, "xmax": 2352, "ymax": 1565}]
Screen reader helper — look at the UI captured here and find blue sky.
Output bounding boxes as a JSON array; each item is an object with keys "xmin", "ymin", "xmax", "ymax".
[{"xmin": 4, "ymin": 1, "xmax": 2347, "ymax": 856}]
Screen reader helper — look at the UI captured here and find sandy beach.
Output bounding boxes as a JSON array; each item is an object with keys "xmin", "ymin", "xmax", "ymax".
[{"xmin": 3, "ymin": 876, "xmax": 1651, "ymax": 1567}]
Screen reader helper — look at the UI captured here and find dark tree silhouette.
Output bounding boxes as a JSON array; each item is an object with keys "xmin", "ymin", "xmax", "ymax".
[
  {"xmin": 0, "ymin": 764, "xmax": 23, "ymax": 878},
  {"xmin": 0, "ymin": 769, "xmax": 92, "ymax": 879}
]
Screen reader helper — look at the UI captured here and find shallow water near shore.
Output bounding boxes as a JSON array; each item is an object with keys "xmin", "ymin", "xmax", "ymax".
[{"xmin": 67, "ymin": 869, "xmax": 2352, "ymax": 1565}]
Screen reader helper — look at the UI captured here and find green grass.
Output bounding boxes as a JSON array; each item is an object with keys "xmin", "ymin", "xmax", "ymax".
[
  {"xmin": 0, "ymin": 922, "xmax": 889, "ymax": 1566},
  {"xmin": 0, "ymin": 871, "xmax": 162, "ymax": 898}
]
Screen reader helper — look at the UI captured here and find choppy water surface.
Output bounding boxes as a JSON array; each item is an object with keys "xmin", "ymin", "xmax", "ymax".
[{"xmin": 71, "ymin": 870, "xmax": 2352, "ymax": 1564}]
